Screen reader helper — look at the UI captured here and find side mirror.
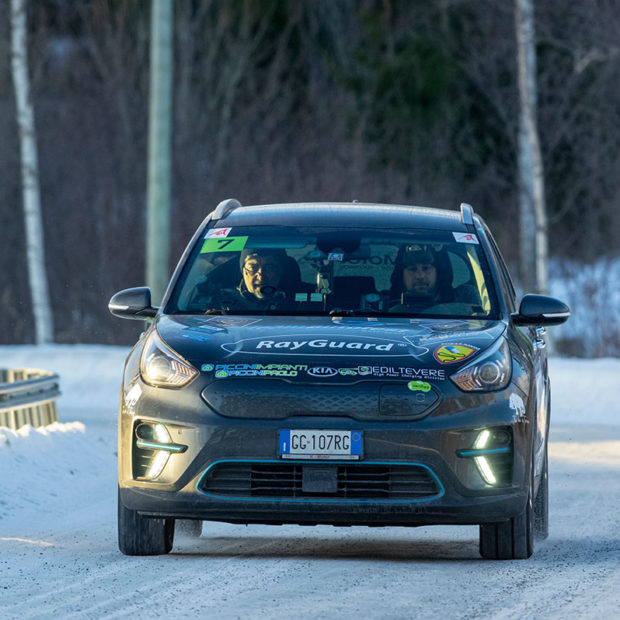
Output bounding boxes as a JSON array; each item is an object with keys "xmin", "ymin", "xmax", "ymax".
[
  {"xmin": 511, "ymin": 294, "xmax": 570, "ymax": 326},
  {"xmin": 108, "ymin": 287, "xmax": 158, "ymax": 320}
]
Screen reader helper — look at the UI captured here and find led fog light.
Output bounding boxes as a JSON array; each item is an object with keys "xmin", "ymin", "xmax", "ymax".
[
  {"xmin": 457, "ymin": 427, "xmax": 513, "ymax": 486},
  {"xmin": 132, "ymin": 422, "xmax": 187, "ymax": 480}
]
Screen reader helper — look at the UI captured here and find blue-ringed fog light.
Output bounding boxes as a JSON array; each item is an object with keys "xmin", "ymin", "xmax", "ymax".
[
  {"xmin": 146, "ymin": 451, "xmax": 170, "ymax": 479},
  {"xmin": 133, "ymin": 422, "xmax": 187, "ymax": 480},
  {"xmin": 457, "ymin": 427, "xmax": 513, "ymax": 486},
  {"xmin": 135, "ymin": 422, "xmax": 186, "ymax": 453},
  {"xmin": 474, "ymin": 429, "xmax": 491, "ymax": 450},
  {"xmin": 474, "ymin": 456, "xmax": 497, "ymax": 485}
]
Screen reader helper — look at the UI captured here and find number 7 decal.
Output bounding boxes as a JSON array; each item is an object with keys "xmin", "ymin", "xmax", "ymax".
[{"xmin": 200, "ymin": 236, "xmax": 248, "ymax": 253}]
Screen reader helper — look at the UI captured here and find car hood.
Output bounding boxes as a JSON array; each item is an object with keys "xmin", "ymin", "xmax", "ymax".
[{"xmin": 156, "ymin": 315, "xmax": 506, "ymax": 381}]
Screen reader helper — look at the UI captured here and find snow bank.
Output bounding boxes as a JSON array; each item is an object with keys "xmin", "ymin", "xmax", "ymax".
[
  {"xmin": 0, "ymin": 422, "xmax": 116, "ymax": 526},
  {"xmin": 549, "ymin": 257, "xmax": 620, "ymax": 357}
]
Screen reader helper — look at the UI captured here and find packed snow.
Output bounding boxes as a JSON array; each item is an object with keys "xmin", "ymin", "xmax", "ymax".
[{"xmin": 1, "ymin": 345, "xmax": 619, "ymax": 618}]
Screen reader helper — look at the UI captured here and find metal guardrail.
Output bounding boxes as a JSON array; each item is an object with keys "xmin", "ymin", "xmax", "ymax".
[{"xmin": 0, "ymin": 368, "xmax": 60, "ymax": 430}]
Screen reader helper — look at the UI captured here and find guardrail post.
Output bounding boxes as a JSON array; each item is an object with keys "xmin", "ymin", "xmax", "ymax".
[{"xmin": 0, "ymin": 368, "xmax": 60, "ymax": 430}]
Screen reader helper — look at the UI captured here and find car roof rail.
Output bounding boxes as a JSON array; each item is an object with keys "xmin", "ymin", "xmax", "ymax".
[
  {"xmin": 212, "ymin": 198, "xmax": 242, "ymax": 221},
  {"xmin": 460, "ymin": 202, "xmax": 474, "ymax": 225}
]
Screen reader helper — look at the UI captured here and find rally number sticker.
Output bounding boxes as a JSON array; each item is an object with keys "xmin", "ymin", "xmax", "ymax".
[{"xmin": 200, "ymin": 236, "xmax": 248, "ymax": 253}]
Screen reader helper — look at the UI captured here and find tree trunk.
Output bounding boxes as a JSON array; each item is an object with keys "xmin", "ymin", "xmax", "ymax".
[
  {"xmin": 10, "ymin": 0, "xmax": 54, "ymax": 344},
  {"xmin": 515, "ymin": 0, "xmax": 548, "ymax": 295},
  {"xmin": 146, "ymin": 0, "xmax": 173, "ymax": 305}
]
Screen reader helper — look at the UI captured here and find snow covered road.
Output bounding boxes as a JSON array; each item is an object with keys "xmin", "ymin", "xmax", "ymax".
[{"xmin": 1, "ymin": 346, "xmax": 619, "ymax": 619}]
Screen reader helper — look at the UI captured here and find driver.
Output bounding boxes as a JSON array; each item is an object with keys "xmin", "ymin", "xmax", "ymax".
[
  {"xmin": 238, "ymin": 249, "xmax": 287, "ymax": 302},
  {"xmin": 202, "ymin": 248, "xmax": 295, "ymax": 312}
]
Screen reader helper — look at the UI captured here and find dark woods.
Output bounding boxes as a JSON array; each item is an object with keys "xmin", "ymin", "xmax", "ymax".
[{"xmin": 1, "ymin": 0, "xmax": 619, "ymax": 344}]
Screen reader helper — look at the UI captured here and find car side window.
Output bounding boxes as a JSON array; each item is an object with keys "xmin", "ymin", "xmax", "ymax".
[{"xmin": 486, "ymin": 234, "xmax": 516, "ymax": 312}]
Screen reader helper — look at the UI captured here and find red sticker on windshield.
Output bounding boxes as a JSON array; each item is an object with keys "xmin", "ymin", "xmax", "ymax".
[{"xmin": 205, "ymin": 227, "xmax": 232, "ymax": 239}]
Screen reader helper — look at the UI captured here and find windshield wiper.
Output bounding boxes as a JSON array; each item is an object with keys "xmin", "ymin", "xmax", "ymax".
[
  {"xmin": 328, "ymin": 308, "xmax": 354, "ymax": 317},
  {"xmin": 328, "ymin": 308, "xmax": 392, "ymax": 318}
]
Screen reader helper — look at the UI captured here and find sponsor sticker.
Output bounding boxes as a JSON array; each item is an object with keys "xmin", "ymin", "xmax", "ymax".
[
  {"xmin": 307, "ymin": 367, "xmax": 338, "ymax": 377},
  {"xmin": 452, "ymin": 232, "xmax": 479, "ymax": 244},
  {"xmin": 510, "ymin": 393, "xmax": 527, "ymax": 422},
  {"xmin": 213, "ymin": 363, "xmax": 308, "ymax": 378},
  {"xmin": 328, "ymin": 252, "xmax": 344, "ymax": 261},
  {"xmin": 205, "ymin": 227, "xmax": 232, "ymax": 239},
  {"xmin": 407, "ymin": 380, "xmax": 431, "ymax": 393},
  {"xmin": 221, "ymin": 335, "xmax": 410, "ymax": 356},
  {"xmin": 124, "ymin": 383, "xmax": 142, "ymax": 413},
  {"xmin": 205, "ymin": 317, "xmax": 261, "ymax": 328},
  {"xmin": 350, "ymin": 366, "xmax": 446, "ymax": 380},
  {"xmin": 338, "ymin": 368, "xmax": 358, "ymax": 376},
  {"xmin": 200, "ymin": 236, "xmax": 248, "ymax": 253},
  {"xmin": 434, "ymin": 344, "xmax": 479, "ymax": 364},
  {"xmin": 295, "ymin": 293, "xmax": 308, "ymax": 302},
  {"xmin": 201, "ymin": 363, "xmax": 214, "ymax": 372},
  {"xmin": 181, "ymin": 331, "xmax": 210, "ymax": 342}
]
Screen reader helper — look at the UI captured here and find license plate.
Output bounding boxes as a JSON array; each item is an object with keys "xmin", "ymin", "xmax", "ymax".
[{"xmin": 279, "ymin": 430, "xmax": 362, "ymax": 460}]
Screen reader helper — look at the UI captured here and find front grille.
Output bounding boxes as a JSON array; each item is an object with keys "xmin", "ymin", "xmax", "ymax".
[
  {"xmin": 198, "ymin": 462, "xmax": 442, "ymax": 502},
  {"xmin": 202, "ymin": 380, "xmax": 440, "ymax": 421}
]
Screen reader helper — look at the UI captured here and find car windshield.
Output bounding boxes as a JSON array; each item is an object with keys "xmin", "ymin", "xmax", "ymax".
[{"xmin": 167, "ymin": 226, "xmax": 499, "ymax": 319}]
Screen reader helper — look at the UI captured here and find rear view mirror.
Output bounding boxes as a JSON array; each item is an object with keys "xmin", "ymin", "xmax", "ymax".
[
  {"xmin": 108, "ymin": 287, "xmax": 158, "ymax": 320},
  {"xmin": 512, "ymin": 294, "xmax": 570, "ymax": 326}
]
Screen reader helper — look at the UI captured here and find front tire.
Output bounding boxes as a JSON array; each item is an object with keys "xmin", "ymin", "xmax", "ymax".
[
  {"xmin": 479, "ymin": 456, "xmax": 535, "ymax": 560},
  {"xmin": 479, "ymin": 490, "xmax": 533, "ymax": 559},
  {"xmin": 118, "ymin": 487, "xmax": 175, "ymax": 555}
]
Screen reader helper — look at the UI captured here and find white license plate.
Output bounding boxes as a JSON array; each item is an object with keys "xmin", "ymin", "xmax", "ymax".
[{"xmin": 279, "ymin": 430, "xmax": 362, "ymax": 460}]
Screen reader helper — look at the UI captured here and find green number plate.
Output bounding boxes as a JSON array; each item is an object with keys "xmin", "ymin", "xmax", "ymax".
[{"xmin": 200, "ymin": 236, "xmax": 248, "ymax": 253}]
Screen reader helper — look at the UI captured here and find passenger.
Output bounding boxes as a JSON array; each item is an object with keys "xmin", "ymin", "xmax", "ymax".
[
  {"xmin": 389, "ymin": 247, "xmax": 441, "ymax": 312},
  {"xmin": 389, "ymin": 245, "xmax": 479, "ymax": 313}
]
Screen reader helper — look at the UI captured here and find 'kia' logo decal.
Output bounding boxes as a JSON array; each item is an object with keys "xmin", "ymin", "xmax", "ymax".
[{"xmin": 307, "ymin": 367, "xmax": 338, "ymax": 377}]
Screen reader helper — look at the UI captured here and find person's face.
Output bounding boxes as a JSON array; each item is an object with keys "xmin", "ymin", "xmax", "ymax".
[
  {"xmin": 403, "ymin": 262, "xmax": 437, "ymax": 295},
  {"xmin": 243, "ymin": 256, "xmax": 282, "ymax": 298}
]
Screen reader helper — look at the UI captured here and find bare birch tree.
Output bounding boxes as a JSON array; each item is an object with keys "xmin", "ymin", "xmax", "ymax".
[
  {"xmin": 10, "ymin": 0, "xmax": 53, "ymax": 343},
  {"xmin": 515, "ymin": 0, "xmax": 548, "ymax": 294}
]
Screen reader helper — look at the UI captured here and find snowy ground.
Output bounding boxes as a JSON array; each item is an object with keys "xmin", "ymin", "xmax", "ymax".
[{"xmin": 1, "ymin": 345, "xmax": 619, "ymax": 619}]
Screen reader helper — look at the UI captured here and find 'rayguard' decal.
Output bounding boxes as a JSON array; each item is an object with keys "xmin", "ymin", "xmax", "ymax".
[{"xmin": 220, "ymin": 334, "xmax": 419, "ymax": 357}]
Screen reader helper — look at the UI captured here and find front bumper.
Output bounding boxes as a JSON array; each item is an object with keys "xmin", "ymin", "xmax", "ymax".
[{"xmin": 118, "ymin": 375, "xmax": 532, "ymax": 527}]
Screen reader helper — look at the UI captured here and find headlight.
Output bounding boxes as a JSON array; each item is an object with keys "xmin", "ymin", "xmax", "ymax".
[
  {"xmin": 140, "ymin": 330, "xmax": 198, "ymax": 388},
  {"xmin": 450, "ymin": 339, "xmax": 511, "ymax": 391}
]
